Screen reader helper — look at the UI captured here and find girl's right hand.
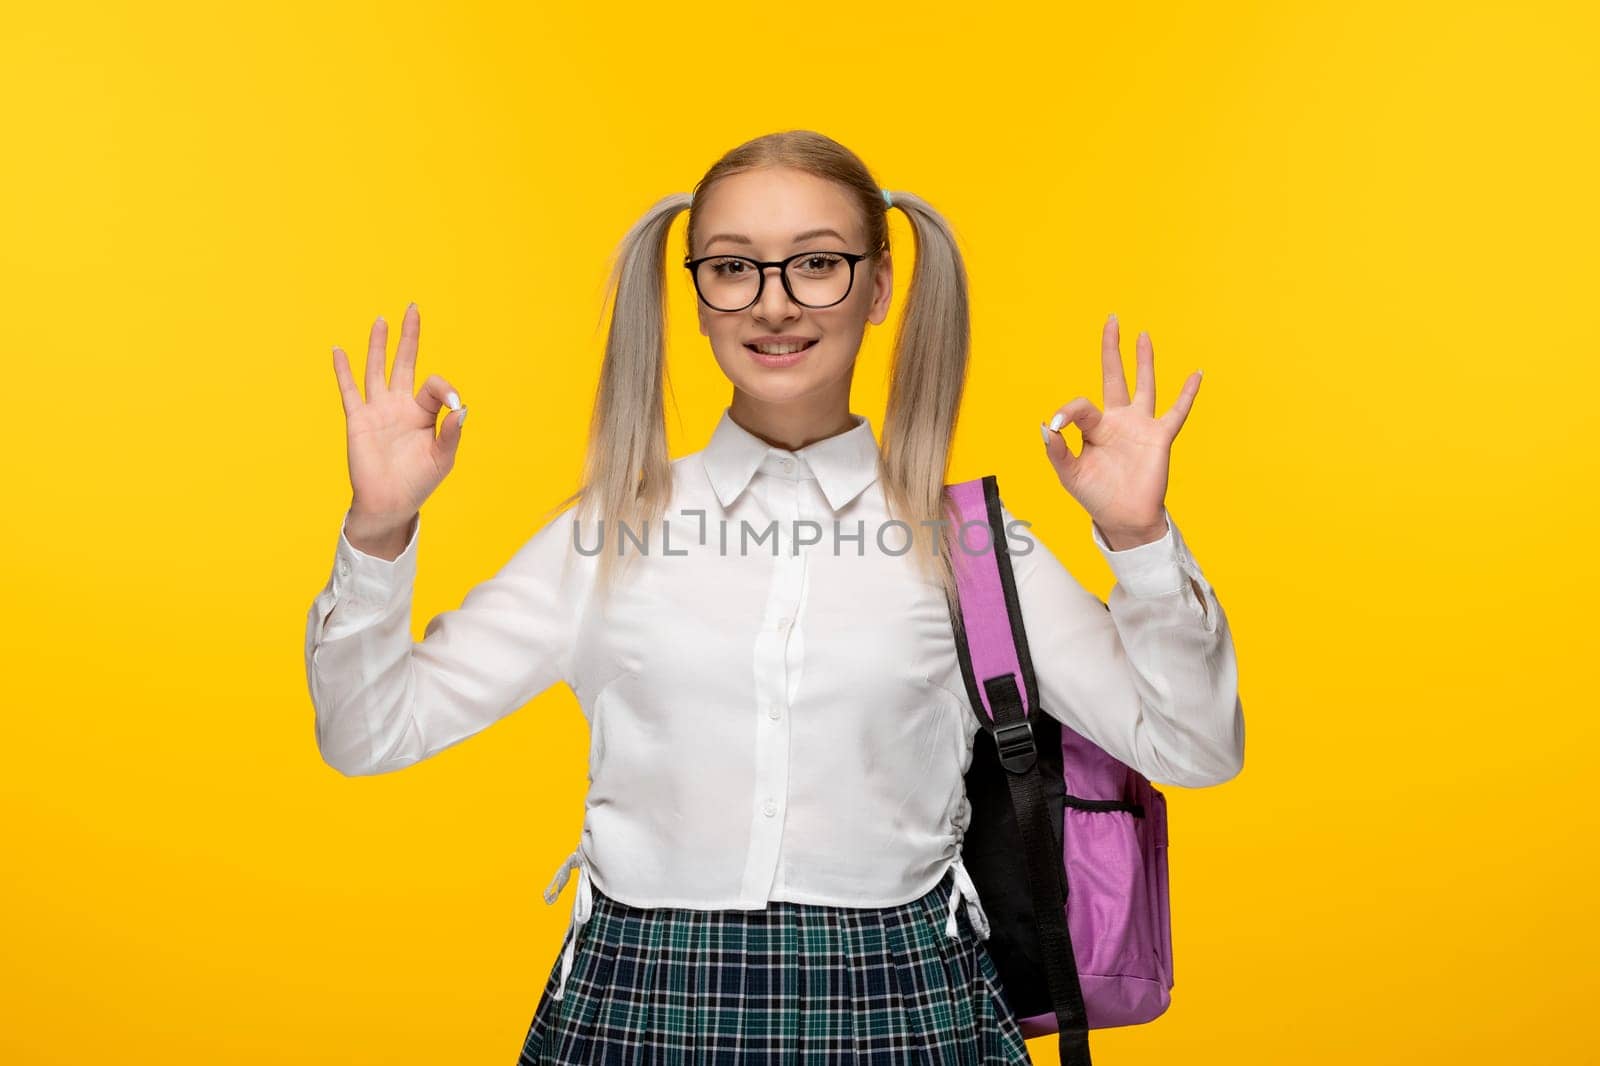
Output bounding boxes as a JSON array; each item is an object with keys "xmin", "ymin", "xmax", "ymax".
[{"xmin": 331, "ymin": 302, "xmax": 467, "ymax": 537}]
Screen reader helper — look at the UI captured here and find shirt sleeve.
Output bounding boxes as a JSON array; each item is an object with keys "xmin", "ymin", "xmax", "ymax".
[
  {"xmin": 998, "ymin": 503, "xmax": 1246, "ymax": 788},
  {"xmin": 302, "ymin": 504, "xmax": 591, "ymax": 776}
]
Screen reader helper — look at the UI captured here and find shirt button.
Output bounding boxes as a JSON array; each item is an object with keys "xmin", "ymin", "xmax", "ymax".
[
  {"xmin": 767, "ymin": 705, "xmax": 781, "ymax": 720},
  {"xmin": 779, "ymin": 457, "xmax": 793, "ymax": 469},
  {"xmin": 762, "ymin": 800, "xmax": 778, "ymax": 817},
  {"xmin": 337, "ymin": 560, "xmax": 351, "ymax": 578}
]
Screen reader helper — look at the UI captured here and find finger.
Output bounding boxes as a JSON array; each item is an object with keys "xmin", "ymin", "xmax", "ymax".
[
  {"xmin": 392, "ymin": 302, "xmax": 420, "ymax": 395},
  {"xmin": 1135, "ymin": 330, "xmax": 1156, "ymax": 416},
  {"xmin": 1102, "ymin": 314, "xmax": 1130, "ymax": 408},
  {"xmin": 365, "ymin": 314, "xmax": 389, "ymax": 397},
  {"xmin": 331, "ymin": 346, "xmax": 362, "ymax": 417},
  {"xmin": 1159, "ymin": 368, "xmax": 1203, "ymax": 436},
  {"xmin": 1047, "ymin": 396, "xmax": 1103, "ymax": 443},
  {"xmin": 418, "ymin": 373, "xmax": 463, "ymax": 432},
  {"xmin": 1042, "ymin": 396, "xmax": 1102, "ymax": 485}
]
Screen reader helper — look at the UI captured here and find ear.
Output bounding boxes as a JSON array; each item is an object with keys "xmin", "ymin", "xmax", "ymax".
[
  {"xmin": 696, "ymin": 296, "xmax": 709, "ymax": 337},
  {"xmin": 867, "ymin": 253, "xmax": 893, "ymax": 326}
]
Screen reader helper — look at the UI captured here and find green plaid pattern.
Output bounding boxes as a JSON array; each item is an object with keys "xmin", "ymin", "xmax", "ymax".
[{"xmin": 517, "ymin": 867, "xmax": 1032, "ymax": 1064}]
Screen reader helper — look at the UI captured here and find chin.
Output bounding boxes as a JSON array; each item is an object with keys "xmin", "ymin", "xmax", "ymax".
[{"xmin": 729, "ymin": 375, "xmax": 828, "ymax": 406}]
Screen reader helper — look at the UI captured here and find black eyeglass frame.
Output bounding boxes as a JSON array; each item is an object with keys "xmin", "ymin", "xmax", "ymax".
[{"xmin": 682, "ymin": 240, "xmax": 888, "ymax": 312}]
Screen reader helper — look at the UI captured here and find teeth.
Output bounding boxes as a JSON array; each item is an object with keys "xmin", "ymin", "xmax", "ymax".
[{"xmin": 752, "ymin": 341, "xmax": 812, "ymax": 355}]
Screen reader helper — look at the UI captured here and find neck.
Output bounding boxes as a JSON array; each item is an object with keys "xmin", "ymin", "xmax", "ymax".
[{"xmin": 728, "ymin": 391, "xmax": 856, "ymax": 451}]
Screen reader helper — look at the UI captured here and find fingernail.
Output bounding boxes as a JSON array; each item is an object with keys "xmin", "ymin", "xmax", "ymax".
[
  {"xmin": 458, "ymin": 406, "xmax": 468, "ymax": 426},
  {"xmin": 446, "ymin": 391, "xmax": 461, "ymax": 410},
  {"xmin": 375, "ymin": 315, "xmax": 385, "ymax": 325},
  {"xmin": 1196, "ymin": 368, "xmax": 1204, "ymax": 377},
  {"xmin": 1048, "ymin": 412, "xmax": 1065, "ymax": 431},
  {"xmin": 408, "ymin": 301, "xmax": 417, "ymax": 313},
  {"xmin": 1039, "ymin": 422, "xmax": 1051, "ymax": 446},
  {"xmin": 1107, "ymin": 312, "xmax": 1117, "ymax": 323}
]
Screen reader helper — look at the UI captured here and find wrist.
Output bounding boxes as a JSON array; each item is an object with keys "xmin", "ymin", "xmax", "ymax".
[
  {"xmin": 344, "ymin": 510, "xmax": 417, "ymax": 560},
  {"xmin": 1095, "ymin": 518, "xmax": 1167, "ymax": 552}
]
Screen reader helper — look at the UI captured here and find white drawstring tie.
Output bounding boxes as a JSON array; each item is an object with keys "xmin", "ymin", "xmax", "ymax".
[
  {"xmin": 542, "ymin": 847, "xmax": 593, "ymax": 1001},
  {"xmin": 945, "ymin": 857, "xmax": 991, "ymax": 941}
]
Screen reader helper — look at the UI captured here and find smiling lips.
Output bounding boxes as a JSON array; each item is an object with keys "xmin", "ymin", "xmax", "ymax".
[
  {"xmin": 743, "ymin": 337, "xmax": 818, "ymax": 367},
  {"xmin": 745, "ymin": 337, "xmax": 819, "ymax": 355}
]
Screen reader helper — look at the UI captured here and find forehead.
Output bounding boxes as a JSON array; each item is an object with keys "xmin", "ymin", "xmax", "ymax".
[{"xmin": 694, "ymin": 168, "xmax": 863, "ymax": 254}]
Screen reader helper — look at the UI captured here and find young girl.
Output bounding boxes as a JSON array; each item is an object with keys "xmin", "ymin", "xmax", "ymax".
[{"xmin": 305, "ymin": 130, "xmax": 1244, "ymax": 1065}]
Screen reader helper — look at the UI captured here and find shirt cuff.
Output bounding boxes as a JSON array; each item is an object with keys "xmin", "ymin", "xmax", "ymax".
[
  {"xmin": 331, "ymin": 510, "xmax": 420, "ymax": 613},
  {"xmin": 1090, "ymin": 509, "xmax": 1189, "ymax": 598}
]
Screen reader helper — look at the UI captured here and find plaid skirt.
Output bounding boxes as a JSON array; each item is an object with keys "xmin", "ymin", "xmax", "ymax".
[{"xmin": 515, "ymin": 864, "xmax": 1032, "ymax": 1065}]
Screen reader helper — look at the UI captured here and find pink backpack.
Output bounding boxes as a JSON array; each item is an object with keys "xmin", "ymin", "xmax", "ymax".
[{"xmin": 943, "ymin": 475, "xmax": 1174, "ymax": 1066}]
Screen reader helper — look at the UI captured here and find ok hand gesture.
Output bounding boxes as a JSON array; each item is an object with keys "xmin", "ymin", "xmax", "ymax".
[
  {"xmin": 331, "ymin": 303, "xmax": 468, "ymax": 542},
  {"xmin": 1040, "ymin": 316, "xmax": 1202, "ymax": 550}
]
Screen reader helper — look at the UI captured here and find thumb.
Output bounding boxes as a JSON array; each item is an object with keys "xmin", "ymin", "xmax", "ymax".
[
  {"xmin": 436, "ymin": 403, "xmax": 468, "ymax": 460},
  {"xmin": 1040, "ymin": 420, "xmax": 1078, "ymax": 483}
]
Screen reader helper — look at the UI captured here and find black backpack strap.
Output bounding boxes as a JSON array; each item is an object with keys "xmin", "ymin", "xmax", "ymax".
[
  {"xmin": 985, "ymin": 677, "xmax": 1094, "ymax": 1066},
  {"xmin": 948, "ymin": 475, "xmax": 1094, "ymax": 1066}
]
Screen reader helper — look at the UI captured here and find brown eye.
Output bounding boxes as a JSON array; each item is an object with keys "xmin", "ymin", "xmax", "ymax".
[{"xmin": 793, "ymin": 253, "xmax": 844, "ymax": 277}]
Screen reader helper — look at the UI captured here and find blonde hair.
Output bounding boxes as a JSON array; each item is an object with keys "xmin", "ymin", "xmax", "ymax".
[{"xmin": 544, "ymin": 129, "xmax": 973, "ymax": 611}]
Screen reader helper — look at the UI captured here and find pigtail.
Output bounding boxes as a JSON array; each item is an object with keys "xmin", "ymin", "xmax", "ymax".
[
  {"xmin": 878, "ymin": 189, "xmax": 972, "ymax": 611},
  {"xmin": 545, "ymin": 192, "xmax": 692, "ymax": 603}
]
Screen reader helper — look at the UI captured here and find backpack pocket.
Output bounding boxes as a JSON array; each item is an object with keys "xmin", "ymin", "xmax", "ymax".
[
  {"xmin": 1058, "ymin": 786, "xmax": 1175, "ymax": 1027},
  {"xmin": 1062, "ymin": 798, "xmax": 1163, "ymax": 983}
]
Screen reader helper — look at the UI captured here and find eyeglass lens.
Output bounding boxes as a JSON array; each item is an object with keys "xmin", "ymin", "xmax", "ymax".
[{"xmin": 693, "ymin": 253, "xmax": 854, "ymax": 311}]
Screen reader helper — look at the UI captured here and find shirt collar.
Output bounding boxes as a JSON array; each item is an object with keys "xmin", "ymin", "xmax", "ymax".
[{"xmin": 702, "ymin": 407, "xmax": 881, "ymax": 513}]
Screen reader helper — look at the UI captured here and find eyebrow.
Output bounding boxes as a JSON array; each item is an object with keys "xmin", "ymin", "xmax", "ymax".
[{"xmin": 703, "ymin": 227, "xmax": 849, "ymax": 250}]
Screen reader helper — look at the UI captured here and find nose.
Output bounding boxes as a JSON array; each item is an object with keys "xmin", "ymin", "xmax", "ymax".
[{"xmin": 752, "ymin": 263, "xmax": 802, "ymax": 322}]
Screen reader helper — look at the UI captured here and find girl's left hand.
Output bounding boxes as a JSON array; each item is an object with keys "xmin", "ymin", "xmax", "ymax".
[{"xmin": 1040, "ymin": 316, "xmax": 1202, "ymax": 549}]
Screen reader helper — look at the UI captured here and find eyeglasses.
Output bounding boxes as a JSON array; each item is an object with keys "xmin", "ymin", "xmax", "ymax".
[{"xmin": 683, "ymin": 240, "xmax": 886, "ymax": 312}]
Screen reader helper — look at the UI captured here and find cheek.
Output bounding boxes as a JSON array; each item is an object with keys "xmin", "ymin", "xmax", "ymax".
[
  {"xmin": 705, "ymin": 334, "xmax": 760, "ymax": 386},
  {"xmin": 700, "ymin": 324, "xmax": 738, "ymax": 362},
  {"xmin": 710, "ymin": 329, "xmax": 747, "ymax": 361}
]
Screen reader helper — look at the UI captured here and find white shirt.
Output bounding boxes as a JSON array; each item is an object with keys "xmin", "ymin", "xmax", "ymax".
[{"xmin": 304, "ymin": 407, "xmax": 1244, "ymax": 998}]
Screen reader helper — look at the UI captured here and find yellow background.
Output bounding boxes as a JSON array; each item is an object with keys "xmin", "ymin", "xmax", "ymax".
[{"xmin": 3, "ymin": 1, "xmax": 1595, "ymax": 1063}]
